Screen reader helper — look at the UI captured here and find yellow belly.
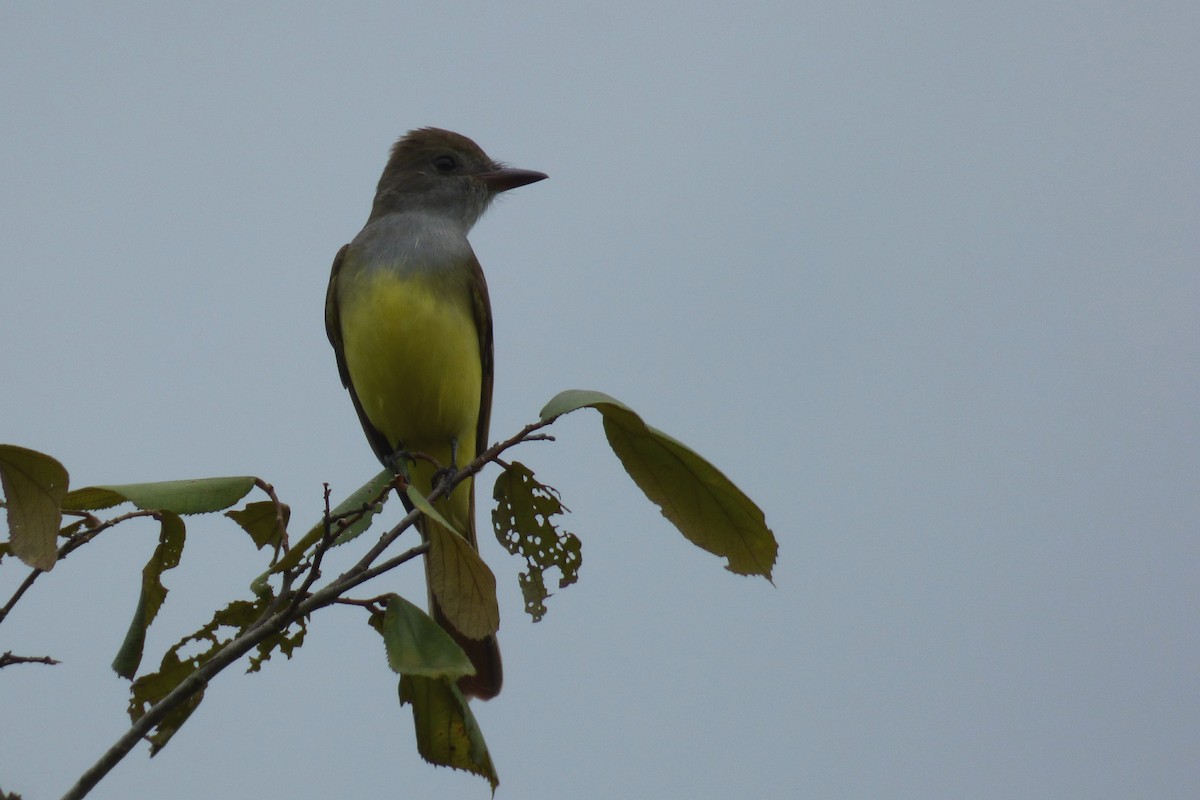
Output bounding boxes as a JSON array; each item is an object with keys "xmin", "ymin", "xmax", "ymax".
[{"xmin": 339, "ymin": 269, "xmax": 481, "ymax": 466}]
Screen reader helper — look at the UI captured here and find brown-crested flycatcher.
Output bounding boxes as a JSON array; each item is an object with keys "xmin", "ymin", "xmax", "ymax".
[{"xmin": 325, "ymin": 128, "xmax": 546, "ymax": 698}]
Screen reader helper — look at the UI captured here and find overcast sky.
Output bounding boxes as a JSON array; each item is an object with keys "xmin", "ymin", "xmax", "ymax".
[{"xmin": 1, "ymin": 3, "xmax": 1197, "ymax": 798}]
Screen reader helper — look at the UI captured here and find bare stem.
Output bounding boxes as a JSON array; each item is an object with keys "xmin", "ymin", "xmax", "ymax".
[{"xmin": 0, "ymin": 651, "xmax": 61, "ymax": 668}]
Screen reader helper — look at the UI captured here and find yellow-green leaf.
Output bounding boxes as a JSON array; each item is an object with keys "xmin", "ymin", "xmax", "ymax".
[
  {"xmin": 64, "ymin": 476, "xmax": 257, "ymax": 515},
  {"xmin": 425, "ymin": 521, "xmax": 500, "ymax": 641},
  {"xmin": 492, "ymin": 462, "xmax": 581, "ymax": 621},
  {"xmin": 226, "ymin": 500, "xmax": 290, "ymax": 551},
  {"xmin": 398, "ymin": 675, "xmax": 498, "ymax": 791},
  {"xmin": 0, "ymin": 444, "xmax": 68, "ymax": 571},
  {"xmin": 540, "ymin": 390, "xmax": 778, "ymax": 580},
  {"xmin": 59, "ymin": 485, "xmax": 126, "ymax": 512},
  {"xmin": 406, "ymin": 484, "xmax": 500, "ymax": 639}
]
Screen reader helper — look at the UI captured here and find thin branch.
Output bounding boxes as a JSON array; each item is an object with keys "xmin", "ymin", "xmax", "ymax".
[
  {"xmin": 60, "ymin": 602, "xmax": 296, "ymax": 800},
  {"xmin": 253, "ymin": 478, "xmax": 290, "ymax": 564},
  {"xmin": 0, "ymin": 570, "xmax": 40, "ymax": 626},
  {"xmin": 61, "ymin": 535, "xmax": 425, "ymax": 800},
  {"xmin": 346, "ymin": 416, "xmax": 557, "ymax": 576},
  {"xmin": 0, "ymin": 651, "xmax": 61, "ymax": 668},
  {"xmin": 59, "ymin": 510, "xmax": 160, "ymax": 558},
  {"xmin": 329, "ymin": 595, "xmax": 390, "ymax": 613},
  {"xmin": 0, "ymin": 510, "xmax": 158, "ymax": 626},
  {"xmin": 283, "ymin": 499, "xmax": 342, "ymax": 617},
  {"xmin": 347, "ymin": 504, "xmax": 424, "ymax": 575},
  {"xmin": 60, "ymin": 416, "xmax": 556, "ymax": 800},
  {"xmin": 343, "ymin": 541, "xmax": 429, "ymax": 590}
]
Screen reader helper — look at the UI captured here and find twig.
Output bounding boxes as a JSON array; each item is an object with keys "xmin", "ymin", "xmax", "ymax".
[
  {"xmin": 0, "ymin": 510, "xmax": 157, "ymax": 626},
  {"xmin": 60, "ymin": 536, "xmax": 427, "ymax": 800},
  {"xmin": 60, "ymin": 416, "xmax": 555, "ymax": 800},
  {"xmin": 0, "ymin": 570, "xmax": 40, "ymax": 626},
  {"xmin": 0, "ymin": 651, "xmax": 61, "ymax": 668},
  {"xmin": 59, "ymin": 510, "xmax": 159, "ymax": 558},
  {"xmin": 330, "ymin": 595, "xmax": 391, "ymax": 614},
  {"xmin": 254, "ymin": 478, "xmax": 290, "ymax": 563}
]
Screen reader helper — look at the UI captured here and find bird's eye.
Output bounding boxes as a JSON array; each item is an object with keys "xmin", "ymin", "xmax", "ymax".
[{"xmin": 431, "ymin": 154, "xmax": 458, "ymax": 173}]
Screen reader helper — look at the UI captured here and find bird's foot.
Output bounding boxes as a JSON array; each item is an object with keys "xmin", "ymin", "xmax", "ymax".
[
  {"xmin": 431, "ymin": 465, "xmax": 459, "ymax": 494},
  {"xmin": 384, "ymin": 448, "xmax": 415, "ymax": 478}
]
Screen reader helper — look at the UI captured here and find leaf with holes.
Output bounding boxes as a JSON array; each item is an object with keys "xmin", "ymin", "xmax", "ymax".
[{"xmin": 492, "ymin": 462, "xmax": 581, "ymax": 621}]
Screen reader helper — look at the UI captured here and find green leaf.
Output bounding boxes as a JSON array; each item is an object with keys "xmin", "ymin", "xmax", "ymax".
[
  {"xmin": 329, "ymin": 469, "xmax": 395, "ymax": 544},
  {"xmin": 539, "ymin": 390, "xmax": 778, "ymax": 580},
  {"xmin": 63, "ymin": 476, "xmax": 257, "ymax": 515},
  {"xmin": 270, "ymin": 468, "xmax": 394, "ymax": 575},
  {"xmin": 372, "ymin": 595, "xmax": 475, "ymax": 679},
  {"xmin": 398, "ymin": 675, "xmax": 498, "ymax": 792},
  {"xmin": 226, "ymin": 500, "xmax": 290, "ymax": 550},
  {"xmin": 538, "ymin": 388, "xmax": 621, "ymax": 421},
  {"xmin": 492, "ymin": 462, "xmax": 581, "ymax": 621},
  {"xmin": 112, "ymin": 511, "xmax": 187, "ymax": 679},
  {"xmin": 0, "ymin": 444, "xmax": 68, "ymax": 571}
]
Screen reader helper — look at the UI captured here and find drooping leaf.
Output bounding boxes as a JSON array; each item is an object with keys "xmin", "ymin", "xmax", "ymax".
[
  {"xmin": 425, "ymin": 521, "xmax": 499, "ymax": 641},
  {"xmin": 538, "ymin": 388, "xmax": 617, "ymax": 422},
  {"xmin": 129, "ymin": 597, "xmax": 267, "ymax": 754},
  {"xmin": 0, "ymin": 444, "xmax": 68, "ymax": 571},
  {"xmin": 539, "ymin": 390, "xmax": 778, "ymax": 580},
  {"xmin": 226, "ymin": 500, "xmax": 290, "ymax": 550},
  {"xmin": 601, "ymin": 409, "xmax": 778, "ymax": 579},
  {"xmin": 63, "ymin": 476, "xmax": 257, "ymax": 516},
  {"xmin": 398, "ymin": 675, "xmax": 498, "ymax": 792},
  {"xmin": 492, "ymin": 462, "xmax": 581, "ymax": 621},
  {"xmin": 371, "ymin": 594, "xmax": 474, "ymax": 679},
  {"xmin": 112, "ymin": 511, "xmax": 186, "ymax": 679}
]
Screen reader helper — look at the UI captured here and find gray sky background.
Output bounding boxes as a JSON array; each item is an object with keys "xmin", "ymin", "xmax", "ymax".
[{"xmin": 2, "ymin": 3, "xmax": 1197, "ymax": 798}]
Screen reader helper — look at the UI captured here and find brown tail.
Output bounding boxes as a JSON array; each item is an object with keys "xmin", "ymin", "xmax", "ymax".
[
  {"xmin": 432, "ymin": 600, "xmax": 502, "ymax": 699},
  {"xmin": 418, "ymin": 487, "xmax": 503, "ymax": 700}
]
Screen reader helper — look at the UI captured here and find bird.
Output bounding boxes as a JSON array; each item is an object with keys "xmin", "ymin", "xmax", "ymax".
[{"xmin": 325, "ymin": 128, "xmax": 547, "ymax": 698}]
